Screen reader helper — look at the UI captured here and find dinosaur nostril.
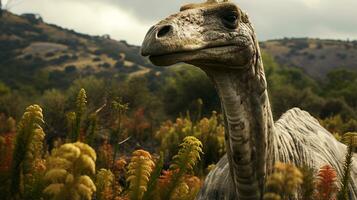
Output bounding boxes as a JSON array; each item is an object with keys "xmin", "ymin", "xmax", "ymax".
[{"xmin": 157, "ymin": 25, "xmax": 172, "ymax": 38}]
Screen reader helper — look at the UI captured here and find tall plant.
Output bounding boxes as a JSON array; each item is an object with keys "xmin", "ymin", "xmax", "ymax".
[
  {"xmin": 43, "ymin": 142, "xmax": 97, "ymax": 200},
  {"xmin": 96, "ymin": 169, "xmax": 115, "ymax": 200},
  {"xmin": 10, "ymin": 104, "xmax": 45, "ymax": 199},
  {"xmin": 337, "ymin": 132, "xmax": 357, "ymax": 200},
  {"xmin": 315, "ymin": 165, "xmax": 338, "ymax": 200},
  {"xmin": 110, "ymin": 99, "xmax": 129, "ymax": 166},
  {"xmin": 161, "ymin": 136, "xmax": 203, "ymax": 200},
  {"xmin": 300, "ymin": 165, "xmax": 315, "ymax": 200},
  {"xmin": 263, "ymin": 162, "xmax": 303, "ymax": 200},
  {"xmin": 126, "ymin": 149, "xmax": 155, "ymax": 200},
  {"xmin": 74, "ymin": 88, "xmax": 87, "ymax": 141}
]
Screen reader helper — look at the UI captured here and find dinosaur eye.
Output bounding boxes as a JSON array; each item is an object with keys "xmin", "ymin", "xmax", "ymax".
[{"xmin": 221, "ymin": 12, "xmax": 238, "ymax": 29}]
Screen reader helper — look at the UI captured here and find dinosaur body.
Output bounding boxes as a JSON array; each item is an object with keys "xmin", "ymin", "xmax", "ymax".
[
  {"xmin": 198, "ymin": 108, "xmax": 357, "ymax": 199},
  {"xmin": 141, "ymin": 0, "xmax": 357, "ymax": 199}
]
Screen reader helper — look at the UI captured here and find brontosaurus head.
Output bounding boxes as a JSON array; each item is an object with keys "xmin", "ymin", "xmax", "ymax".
[{"xmin": 141, "ymin": 0, "xmax": 258, "ymax": 69}]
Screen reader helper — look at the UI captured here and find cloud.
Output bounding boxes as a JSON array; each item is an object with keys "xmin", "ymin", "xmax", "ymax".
[
  {"xmin": 5, "ymin": 0, "xmax": 357, "ymax": 45},
  {"xmin": 5, "ymin": 0, "xmax": 153, "ymax": 45}
]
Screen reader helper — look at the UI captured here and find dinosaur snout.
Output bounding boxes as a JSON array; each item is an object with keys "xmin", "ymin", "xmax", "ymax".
[
  {"xmin": 141, "ymin": 24, "xmax": 175, "ymax": 57},
  {"xmin": 156, "ymin": 25, "xmax": 173, "ymax": 38}
]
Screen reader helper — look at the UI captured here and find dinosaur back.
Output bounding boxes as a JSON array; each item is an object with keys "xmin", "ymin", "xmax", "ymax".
[{"xmin": 197, "ymin": 108, "xmax": 357, "ymax": 200}]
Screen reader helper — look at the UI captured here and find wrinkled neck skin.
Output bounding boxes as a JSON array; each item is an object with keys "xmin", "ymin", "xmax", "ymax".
[{"xmin": 199, "ymin": 50, "xmax": 275, "ymax": 200}]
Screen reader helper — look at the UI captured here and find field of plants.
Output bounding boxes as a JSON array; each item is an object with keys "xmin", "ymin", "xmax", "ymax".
[{"xmin": 0, "ymin": 81, "xmax": 356, "ymax": 200}]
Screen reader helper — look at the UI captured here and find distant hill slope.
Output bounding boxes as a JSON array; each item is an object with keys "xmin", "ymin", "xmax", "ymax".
[
  {"xmin": 1, "ymin": 11, "xmax": 357, "ymax": 88},
  {"xmin": 260, "ymin": 38, "xmax": 357, "ymax": 78},
  {"xmin": 0, "ymin": 11, "xmax": 158, "ymax": 89}
]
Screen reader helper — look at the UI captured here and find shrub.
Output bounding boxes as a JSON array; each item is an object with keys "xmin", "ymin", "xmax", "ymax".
[
  {"xmin": 43, "ymin": 142, "xmax": 97, "ymax": 200},
  {"xmin": 126, "ymin": 150, "xmax": 155, "ymax": 200},
  {"xmin": 156, "ymin": 111, "xmax": 224, "ymax": 173},
  {"xmin": 337, "ymin": 132, "xmax": 357, "ymax": 200},
  {"xmin": 10, "ymin": 104, "xmax": 45, "ymax": 198},
  {"xmin": 160, "ymin": 136, "xmax": 203, "ymax": 200},
  {"xmin": 314, "ymin": 165, "xmax": 338, "ymax": 200},
  {"xmin": 96, "ymin": 169, "xmax": 115, "ymax": 200},
  {"xmin": 300, "ymin": 165, "xmax": 315, "ymax": 200},
  {"xmin": 264, "ymin": 162, "xmax": 303, "ymax": 200}
]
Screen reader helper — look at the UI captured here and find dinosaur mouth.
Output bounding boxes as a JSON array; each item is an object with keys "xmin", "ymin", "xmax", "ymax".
[{"xmin": 149, "ymin": 44, "xmax": 253, "ymax": 67}]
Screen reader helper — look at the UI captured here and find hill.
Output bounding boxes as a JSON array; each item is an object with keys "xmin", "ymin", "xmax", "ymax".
[
  {"xmin": 260, "ymin": 38, "xmax": 357, "ymax": 78},
  {"xmin": 0, "ymin": 11, "xmax": 158, "ymax": 90}
]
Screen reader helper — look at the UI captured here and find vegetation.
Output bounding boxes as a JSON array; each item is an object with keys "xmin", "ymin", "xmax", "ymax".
[
  {"xmin": 43, "ymin": 142, "xmax": 97, "ymax": 200},
  {"xmin": 337, "ymin": 132, "xmax": 357, "ymax": 200},
  {"xmin": 0, "ymin": 90, "xmax": 205, "ymax": 200},
  {"xmin": 0, "ymin": 87, "xmax": 355, "ymax": 199},
  {"xmin": 264, "ymin": 162, "xmax": 303, "ymax": 200},
  {"xmin": 10, "ymin": 104, "xmax": 45, "ymax": 199},
  {"xmin": 1, "ymin": 53, "xmax": 356, "ymax": 136}
]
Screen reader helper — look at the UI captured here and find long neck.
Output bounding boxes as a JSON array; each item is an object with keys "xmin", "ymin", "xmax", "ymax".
[{"xmin": 203, "ymin": 60, "xmax": 275, "ymax": 199}]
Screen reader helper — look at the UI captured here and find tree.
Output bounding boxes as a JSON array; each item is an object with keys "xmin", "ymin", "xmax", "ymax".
[{"xmin": 0, "ymin": 0, "xmax": 3, "ymax": 17}]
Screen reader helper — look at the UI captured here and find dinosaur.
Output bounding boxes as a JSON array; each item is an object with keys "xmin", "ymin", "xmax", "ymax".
[{"xmin": 141, "ymin": 0, "xmax": 357, "ymax": 199}]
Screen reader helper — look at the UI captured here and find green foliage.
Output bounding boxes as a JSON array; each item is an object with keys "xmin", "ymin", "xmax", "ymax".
[
  {"xmin": 264, "ymin": 162, "xmax": 303, "ymax": 200},
  {"xmin": 66, "ymin": 77, "xmax": 106, "ymax": 109},
  {"xmin": 126, "ymin": 149, "xmax": 155, "ymax": 200},
  {"xmin": 156, "ymin": 111, "xmax": 224, "ymax": 174},
  {"xmin": 2, "ymin": 53, "xmax": 357, "ymax": 133},
  {"xmin": 123, "ymin": 107, "xmax": 151, "ymax": 142},
  {"xmin": 43, "ymin": 142, "xmax": 97, "ymax": 200},
  {"xmin": 96, "ymin": 140, "xmax": 114, "ymax": 170},
  {"xmin": 263, "ymin": 53, "xmax": 324, "ymax": 119},
  {"xmin": 142, "ymin": 152, "xmax": 164, "ymax": 200},
  {"xmin": 40, "ymin": 89, "xmax": 67, "ymax": 135},
  {"xmin": 162, "ymin": 136, "xmax": 203, "ymax": 200},
  {"xmin": 156, "ymin": 117, "xmax": 193, "ymax": 158},
  {"xmin": 261, "ymin": 53, "xmax": 357, "ymax": 123},
  {"xmin": 161, "ymin": 65, "xmax": 219, "ymax": 117},
  {"xmin": 76, "ymin": 88, "xmax": 88, "ymax": 116},
  {"xmin": 341, "ymin": 132, "xmax": 357, "ymax": 146},
  {"xmin": 170, "ymin": 136, "xmax": 203, "ymax": 172},
  {"xmin": 73, "ymin": 88, "xmax": 87, "ymax": 141},
  {"xmin": 320, "ymin": 115, "xmax": 345, "ymax": 134},
  {"xmin": 96, "ymin": 169, "xmax": 115, "ymax": 200},
  {"xmin": 337, "ymin": 132, "xmax": 357, "ymax": 200},
  {"xmin": 10, "ymin": 104, "xmax": 45, "ymax": 198},
  {"xmin": 0, "ymin": 113, "xmax": 16, "ymax": 133},
  {"xmin": 66, "ymin": 111, "xmax": 76, "ymax": 140},
  {"xmin": 194, "ymin": 111, "xmax": 225, "ymax": 172},
  {"xmin": 300, "ymin": 165, "xmax": 315, "ymax": 200},
  {"xmin": 86, "ymin": 113, "xmax": 98, "ymax": 147},
  {"xmin": 110, "ymin": 99, "xmax": 129, "ymax": 167},
  {"xmin": 0, "ymin": 89, "xmax": 30, "ymax": 119},
  {"xmin": 0, "ymin": 81, "xmax": 11, "ymax": 95}
]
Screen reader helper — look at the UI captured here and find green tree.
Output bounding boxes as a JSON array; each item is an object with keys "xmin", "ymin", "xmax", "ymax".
[
  {"xmin": 161, "ymin": 65, "xmax": 219, "ymax": 117},
  {"xmin": 40, "ymin": 89, "xmax": 67, "ymax": 138},
  {"xmin": 0, "ymin": 0, "xmax": 3, "ymax": 17}
]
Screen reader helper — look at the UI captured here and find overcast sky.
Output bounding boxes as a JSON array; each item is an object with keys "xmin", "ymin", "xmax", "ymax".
[{"xmin": 3, "ymin": 0, "xmax": 357, "ymax": 45}]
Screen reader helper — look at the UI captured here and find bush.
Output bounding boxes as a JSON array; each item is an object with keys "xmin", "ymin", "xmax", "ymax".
[{"xmin": 65, "ymin": 65, "xmax": 77, "ymax": 73}]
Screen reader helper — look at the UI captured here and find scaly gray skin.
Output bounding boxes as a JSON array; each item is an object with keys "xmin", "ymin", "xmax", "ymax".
[{"xmin": 141, "ymin": 1, "xmax": 357, "ymax": 199}]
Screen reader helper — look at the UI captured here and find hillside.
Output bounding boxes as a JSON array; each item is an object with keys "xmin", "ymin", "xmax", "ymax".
[
  {"xmin": 0, "ymin": 11, "xmax": 158, "ymax": 89},
  {"xmin": 260, "ymin": 38, "xmax": 357, "ymax": 78},
  {"xmin": 1, "ymin": 11, "xmax": 357, "ymax": 89}
]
